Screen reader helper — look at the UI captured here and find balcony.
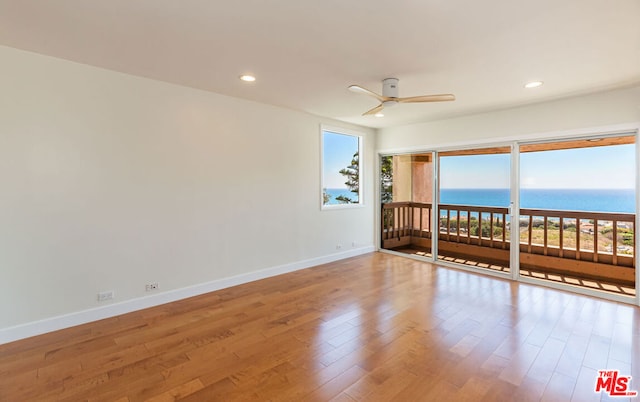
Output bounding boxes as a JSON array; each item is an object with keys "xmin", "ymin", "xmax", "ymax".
[{"xmin": 381, "ymin": 202, "xmax": 636, "ymax": 296}]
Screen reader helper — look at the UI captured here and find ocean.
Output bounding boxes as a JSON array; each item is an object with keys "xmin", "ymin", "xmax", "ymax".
[
  {"xmin": 325, "ymin": 188, "xmax": 359, "ymax": 205},
  {"xmin": 439, "ymin": 188, "xmax": 635, "ymax": 213},
  {"xmin": 327, "ymin": 187, "xmax": 636, "ymax": 212}
]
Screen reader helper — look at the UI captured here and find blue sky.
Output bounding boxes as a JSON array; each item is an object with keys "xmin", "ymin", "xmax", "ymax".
[
  {"xmin": 440, "ymin": 154, "xmax": 510, "ymax": 189},
  {"xmin": 323, "ymin": 131, "xmax": 359, "ymax": 189},
  {"xmin": 440, "ymin": 144, "xmax": 635, "ymax": 189}
]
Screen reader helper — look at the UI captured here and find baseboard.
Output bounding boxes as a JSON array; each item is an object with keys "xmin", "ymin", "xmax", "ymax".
[{"xmin": 0, "ymin": 246, "xmax": 375, "ymax": 345}]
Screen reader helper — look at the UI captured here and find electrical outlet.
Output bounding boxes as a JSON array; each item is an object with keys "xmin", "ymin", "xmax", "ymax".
[
  {"xmin": 145, "ymin": 283, "xmax": 159, "ymax": 292},
  {"xmin": 336, "ymin": 244, "xmax": 342, "ymax": 250},
  {"xmin": 352, "ymin": 241, "xmax": 357, "ymax": 248},
  {"xmin": 97, "ymin": 291, "xmax": 114, "ymax": 302}
]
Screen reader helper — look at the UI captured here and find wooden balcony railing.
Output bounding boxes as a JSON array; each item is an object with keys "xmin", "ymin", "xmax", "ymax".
[
  {"xmin": 518, "ymin": 209, "xmax": 635, "ymax": 284},
  {"xmin": 381, "ymin": 202, "xmax": 636, "ymax": 286},
  {"xmin": 382, "ymin": 202, "xmax": 433, "ymax": 250},
  {"xmin": 438, "ymin": 204, "xmax": 510, "ymax": 249}
]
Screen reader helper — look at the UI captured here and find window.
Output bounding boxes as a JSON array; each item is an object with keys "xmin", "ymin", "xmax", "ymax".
[{"xmin": 321, "ymin": 126, "xmax": 363, "ymax": 209}]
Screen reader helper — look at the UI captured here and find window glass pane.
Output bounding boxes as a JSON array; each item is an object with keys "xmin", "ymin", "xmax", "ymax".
[
  {"xmin": 322, "ymin": 128, "xmax": 362, "ymax": 208},
  {"xmin": 437, "ymin": 149, "xmax": 511, "ymax": 272},
  {"xmin": 519, "ymin": 136, "xmax": 636, "ymax": 296}
]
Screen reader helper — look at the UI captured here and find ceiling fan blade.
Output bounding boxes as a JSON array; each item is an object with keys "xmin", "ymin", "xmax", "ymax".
[
  {"xmin": 363, "ymin": 104, "xmax": 384, "ymax": 116},
  {"xmin": 398, "ymin": 94, "xmax": 456, "ymax": 103},
  {"xmin": 348, "ymin": 85, "xmax": 386, "ymax": 102}
]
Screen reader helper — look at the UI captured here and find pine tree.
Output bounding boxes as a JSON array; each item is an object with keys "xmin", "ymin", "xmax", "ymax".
[
  {"xmin": 335, "ymin": 152, "xmax": 359, "ymax": 204},
  {"xmin": 322, "ymin": 188, "xmax": 331, "ymax": 204},
  {"xmin": 380, "ymin": 155, "xmax": 393, "ymax": 203}
]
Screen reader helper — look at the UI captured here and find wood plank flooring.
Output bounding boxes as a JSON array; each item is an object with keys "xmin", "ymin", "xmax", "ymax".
[{"xmin": 1, "ymin": 252, "xmax": 639, "ymax": 401}]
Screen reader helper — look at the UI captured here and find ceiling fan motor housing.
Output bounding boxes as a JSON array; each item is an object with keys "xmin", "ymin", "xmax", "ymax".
[
  {"xmin": 382, "ymin": 78, "xmax": 399, "ymax": 98},
  {"xmin": 348, "ymin": 77, "xmax": 454, "ymax": 115}
]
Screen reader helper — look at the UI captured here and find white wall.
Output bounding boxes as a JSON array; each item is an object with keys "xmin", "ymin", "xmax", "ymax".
[
  {"xmin": 0, "ymin": 46, "xmax": 375, "ymax": 340},
  {"xmin": 378, "ymin": 86, "xmax": 640, "ymax": 151}
]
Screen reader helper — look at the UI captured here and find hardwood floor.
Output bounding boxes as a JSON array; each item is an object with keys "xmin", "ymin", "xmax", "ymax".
[{"xmin": 1, "ymin": 252, "xmax": 639, "ymax": 401}]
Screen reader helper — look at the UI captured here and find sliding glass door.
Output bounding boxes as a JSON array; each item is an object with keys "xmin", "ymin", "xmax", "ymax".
[
  {"xmin": 436, "ymin": 147, "xmax": 512, "ymax": 274},
  {"xmin": 518, "ymin": 135, "xmax": 636, "ymax": 297},
  {"xmin": 380, "ymin": 153, "xmax": 434, "ymax": 257},
  {"xmin": 379, "ymin": 132, "xmax": 637, "ymax": 303}
]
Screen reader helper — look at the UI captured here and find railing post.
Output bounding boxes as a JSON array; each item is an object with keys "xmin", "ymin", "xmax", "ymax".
[
  {"xmin": 410, "ymin": 205, "xmax": 414, "ymax": 237},
  {"xmin": 502, "ymin": 212, "xmax": 506, "ymax": 250},
  {"xmin": 543, "ymin": 216, "xmax": 548, "ymax": 256},
  {"xmin": 612, "ymin": 220, "xmax": 618, "ymax": 265},
  {"xmin": 468, "ymin": 209, "xmax": 471, "ymax": 243},
  {"xmin": 528, "ymin": 215, "xmax": 533, "ymax": 254},
  {"xmin": 490, "ymin": 212, "xmax": 494, "ymax": 247},
  {"xmin": 593, "ymin": 219, "xmax": 598, "ymax": 263},
  {"xmin": 559, "ymin": 217, "xmax": 564, "ymax": 258},
  {"xmin": 381, "ymin": 205, "xmax": 385, "ymax": 244},
  {"xmin": 477, "ymin": 211, "xmax": 482, "ymax": 247},
  {"xmin": 406, "ymin": 205, "xmax": 410, "ymax": 237},
  {"xmin": 394, "ymin": 208, "xmax": 399, "ymax": 241},
  {"xmin": 576, "ymin": 218, "xmax": 581, "ymax": 260}
]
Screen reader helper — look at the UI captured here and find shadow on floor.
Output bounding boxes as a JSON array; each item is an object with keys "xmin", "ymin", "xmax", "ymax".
[{"xmin": 391, "ymin": 246, "xmax": 636, "ymax": 297}]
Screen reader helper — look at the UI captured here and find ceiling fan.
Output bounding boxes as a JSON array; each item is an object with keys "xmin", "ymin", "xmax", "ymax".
[{"xmin": 348, "ymin": 78, "xmax": 455, "ymax": 116}]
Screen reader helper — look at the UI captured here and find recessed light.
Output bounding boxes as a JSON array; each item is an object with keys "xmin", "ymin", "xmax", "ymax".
[
  {"xmin": 524, "ymin": 81, "xmax": 543, "ymax": 89},
  {"xmin": 374, "ymin": 112, "xmax": 384, "ymax": 117},
  {"xmin": 239, "ymin": 75, "xmax": 256, "ymax": 82}
]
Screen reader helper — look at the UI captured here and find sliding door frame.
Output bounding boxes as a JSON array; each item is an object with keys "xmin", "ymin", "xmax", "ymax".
[
  {"xmin": 432, "ymin": 142, "xmax": 515, "ymax": 280},
  {"xmin": 515, "ymin": 130, "xmax": 639, "ymax": 305},
  {"xmin": 377, "ymin": 124, "xmax": 639, "ymax": 307},
  {"xmin": 510, "ymin": 143, "xmax": 521, "ymax": 281},
  {"xmin": 636, "ymin": 128, "xmax": 639, "ymax": 307}
]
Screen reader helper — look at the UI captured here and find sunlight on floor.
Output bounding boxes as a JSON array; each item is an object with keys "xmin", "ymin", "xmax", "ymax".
[{"xmin": 392, "ymin": 247, "xmax": 635, "ymax": 297}]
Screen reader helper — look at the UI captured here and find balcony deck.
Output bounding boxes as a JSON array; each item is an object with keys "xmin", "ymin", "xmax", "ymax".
[
  {"xmin": 391, "ymin": 245, "xmax": 635, "ymax": 297},
  {"xmin": 382, "ymin": 202, "xmax": 636, "ymax": 297}
]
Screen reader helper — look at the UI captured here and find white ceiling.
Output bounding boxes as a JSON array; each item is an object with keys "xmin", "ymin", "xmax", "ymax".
[{"xmin": 1, "ymin": 0, "xmax": 639, "ymax": 129}]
